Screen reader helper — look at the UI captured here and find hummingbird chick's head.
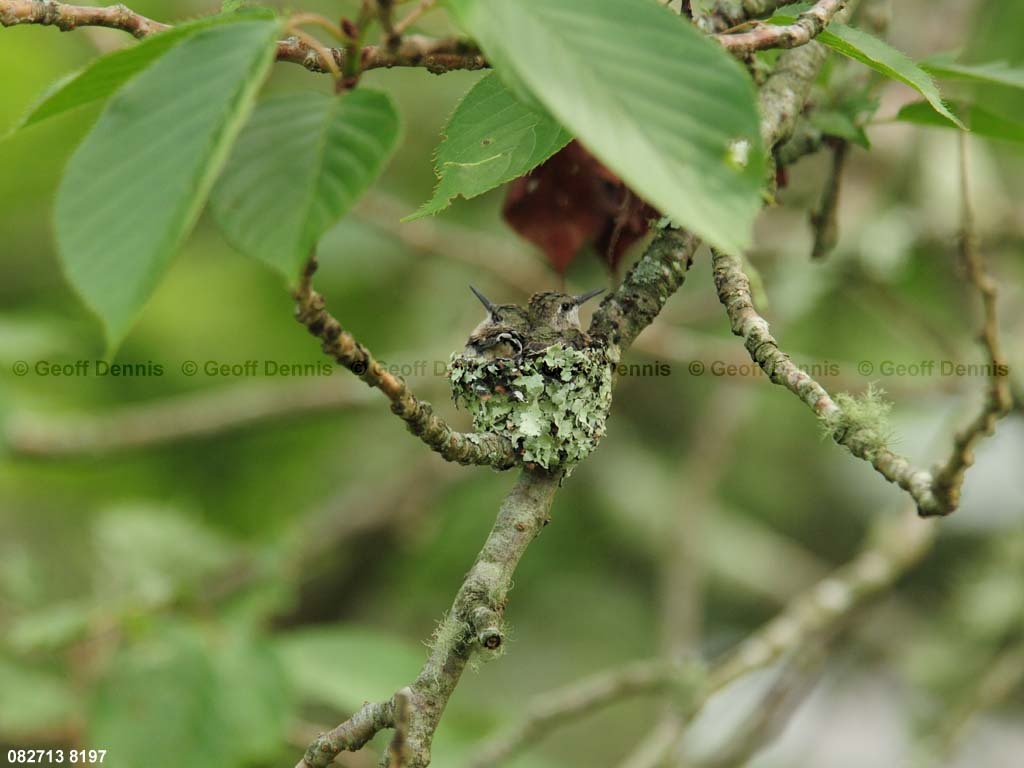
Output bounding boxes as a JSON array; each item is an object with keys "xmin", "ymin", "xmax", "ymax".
[
  {"xmin": 468, "ymin": 285, "xmax": 529, "ymax": 332},
  {"xmin": 528, "ymin": 288, "xmax": 605, "ymax": 332}
]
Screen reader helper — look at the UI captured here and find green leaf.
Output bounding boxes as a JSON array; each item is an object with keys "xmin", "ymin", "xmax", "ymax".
[
  {"xmin": 768, "ymin": 16, "xmax": 965, "ymax": 129},
  {"xmin": 448, "ymin": 0, "xmax": 765, "ymax": 255},
  {"xmin": 89, "ymin": 627, "xmax": 232, "ymax": 768},
  {"xmin": 921, "ymin": 54, "xmax": 1024, "ymax": 90},
  {"xmin": 54, "ymin": 17, "xmax": 282, "ymax": 350},
  {"xmin": 0, "ymin": 661, "xmax": 77, "ymax": 736},
  {"xmin": 211, "ymin": 89, "xmax": 400, "ymax": 281},
  {"xmin": 895, "ymin": 100, "xmax": 1024, "ymax": 145},
  {"xmin": 819, "ymin": 26, "xmax": 965, "ymax": 129},
  {"xmin": 276, "ymin": 626, "xmax": 424, "ymax": 712},
  {"xmin": 14, "ymin": 10, "xmax": 275, "ymax": 132},
  {"xmin": 408, "ymin": 72, "xmax": 571, "ymax": 220}
]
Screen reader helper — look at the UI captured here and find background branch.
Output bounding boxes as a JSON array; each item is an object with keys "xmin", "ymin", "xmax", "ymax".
[
  {"xmin": 4, "ymin": 379, "xmax": 374, "ymax": 458},
  {"xmin": 464, "ymin": 660, "xmax": 703, "ymax": 768},
  {"xmin": 930, "ymin": 132, "xmax": 1013, "ymax": 511},
  {"xmin": 467, "ymin": 506, "xmax": 935, "ymax": 765}
]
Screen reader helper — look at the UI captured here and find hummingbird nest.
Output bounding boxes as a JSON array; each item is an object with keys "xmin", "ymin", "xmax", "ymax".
[{"xmin": 449, "ymin": 343, "xmax": 614, "ymax": 473}]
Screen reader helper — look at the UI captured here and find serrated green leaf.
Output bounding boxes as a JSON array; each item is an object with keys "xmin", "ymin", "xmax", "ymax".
[
  {"xmin": 276, "ymin": 626, "xmax": 423, "ymax": 712},
  {"xmin": 817, "ymin": 26, "xmax": 964, "ymax": 130},
  {"xmin": 895, "ymin": 100, "xmax": 1024, "ymax": 145},
  {"xmin": 921, "ymin": 54, "xmax": 1024, "ymax": 90},
  {"xmin": 408, "ymin": 72, "xmax": 571, "ymax": 220},
  {"xmin": 211, "ymin": 89, "xmax": 400, "ymax": 281},
  {"xmin": 769, "ymin": 15, "xmax": 964, "ymax": 129},
  {"xmin": 55, "ymin": 17, "xmax": 282, "ymax": 350},
  {"xmin": 13, "ymin": 9, "xmax": 275, "ymax": 132},
  {"xmin": 448, "ymin": 0, "xmax": 765, "ymax": 255}
]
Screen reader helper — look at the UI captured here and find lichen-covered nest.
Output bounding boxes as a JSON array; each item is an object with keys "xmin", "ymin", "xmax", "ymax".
[{"xmin": 448, "ymin": 343, "xmax": 613, "ymax": 473}]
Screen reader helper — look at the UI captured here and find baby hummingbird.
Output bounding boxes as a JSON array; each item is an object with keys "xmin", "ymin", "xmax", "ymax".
[
  {"xmin": 526, "ymin": 288, "xmax": 605, "ymax": 351},
  {"xmin": 463, "ymin": 285, "xmax": 530, "ymax": 360}
]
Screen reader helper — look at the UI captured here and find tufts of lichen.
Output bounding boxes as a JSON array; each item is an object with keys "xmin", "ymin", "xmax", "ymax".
[
  {"xmin": 823, "ymin": 384, "xmax": 895, "ymax": 457},
  {"xmin": 425, "ymin": 612, "xmax": 472, "ymax": 684},
  {"xmin": 448, "ymin": 343, "xmax": 613, "ymax": 475}
]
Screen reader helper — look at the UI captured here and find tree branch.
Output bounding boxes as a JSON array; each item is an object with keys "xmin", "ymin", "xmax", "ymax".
[
  {"xmin": 276, "ymin": 34, "xmax": 486, "ymax": 76},
  {"xmin": 809, "ymin": 138, "xmax": 849, "ymax": 260},
  {"xmin": 0, "ymin": 0, "xmax": 167, "ymax": 36},
  {"xmin": 700, "ymin": 0, "xmax": 792, "ymax": 32},
  {"xmin": 711, "ymin": 248, "xmax": 939, "ymax": 515},
  {"xmin": 588, "ymin": 228, "xmax": 701, "ymax": 354},
  {"xmin": 588, "ymin": 3, "xmax": 853, "ymax": 356},
  {"xmin": 297, "ymin": 467, "xmax": 562, "ymax": 768},
  {"xmin": 711, "ymin": 131, "xmax": 1011, "ymax": 518},
  {"xmin": 715, "ymin": 0, "xmax": 846, "ymax": 56},
  {"xmin": 464, "ymin": 660, "xmax": 703, "ymax": 768},
  {"xmin": 705, "ymin": 508, "xmax": 933, "ymax": 692},
  {"xmin": 2, "ymin": 0, "xmax": 846, "ymax": 78},
  {"xmin": 0, "ymin": 1, "xmax": 485, "ymax": 74},
  {"xmin": 929, "ymin": 133, "xmax": 1013, "ymax": 513},
  {"xmin": 294, "ymin": 258, "xmax": 517, "ymax": 469},
  {"xmin": 4, "ymin": 379, "xmax": 375, "ymax": 458}
]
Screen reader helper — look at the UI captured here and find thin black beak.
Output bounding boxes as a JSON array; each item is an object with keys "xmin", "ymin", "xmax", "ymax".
[
  {"xmin": 574, "ymin": 288, "xmax": 605, "ymax": 305},
  {"xmin": 469, "ymin": 285, "xmax": 496, "ymax": 313}
]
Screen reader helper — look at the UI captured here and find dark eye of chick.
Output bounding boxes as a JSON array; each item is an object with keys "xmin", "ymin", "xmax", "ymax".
[
  {"xmin": 560, "ymin": 302, "xmax": 573, "ymax": 312},
  {"xmin": 492, "ymin": 313, "xmax": 502, "ymax": 322}
]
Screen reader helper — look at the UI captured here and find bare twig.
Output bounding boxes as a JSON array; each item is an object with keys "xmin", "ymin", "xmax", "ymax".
[
  {"xmin": 932, "ymin": 640, "xmax": 1024, "ymax": 761},
  {"xmin": 294, "ymin": 257, "xmax": 517, "ymax": 468},
  {"xmin": 2, "ymin": 0, "xmax": 848, "ymax": 79},
  {"xmin": 714, "ymin": 0, "xmax": 846, "ymax": 56},
  {"xmin": 0, "ymin": 1, "xmax": 486, "ymax": 75},
  {"xmin": 706, "ymin": 508, "xmax": 933, "ymax": 692},
  {"xmin": 929, "ymin": 133, "xmax": 1013, "ymax": 514},
  {"xmin": 467, "ymin": 506, "xmax": 935, "ymax": 766},
  {"xmin": 619, "ymin": 390, "xmax": 755, "ymax": 768},
  {"xmin": 810, "ymin": 139, "xmax": 849, "ymax": 260},
  {"xmin": 712, "ymin": 245, "xmax": 997, "ymax": 517},
  {"xmin": 464, "ymin": 660, "xmax": 704, "ymax": 768},
  {"xmin": 300, "ymin": 699, "xmax": 396, "ymax": 765},
  {"xmin": 0, "ymin": 0, "xmax": 167, "ymax": 36},
  {"xmin": 376, "ymin": 0, "xmax": 396, "ymax": 45},
  {"xmin": 4, "ymin": 379, "xmax": 374, "ymax": 459},
  {"xmin": 696, "ymin": 644, "xmax": 827, "ymax": 768},
  {"xmin": 393, "ymin": 0, "xmax": 437, "ymax": 36}
]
